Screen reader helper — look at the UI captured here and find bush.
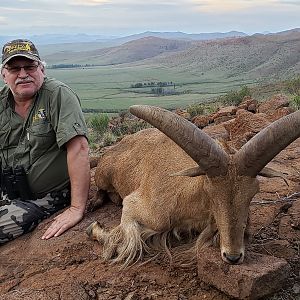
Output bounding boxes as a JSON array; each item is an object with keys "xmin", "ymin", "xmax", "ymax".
[
  {"xmin": 186, "ymin": 103, "xmax": 205, "ymax": 118},
  {"xmin": 292, "ymin": 95, "xmax": 300, "ymax": 110},
  {"xmin": 286, "ymin": 77, "xmax": 300, "ymax": 96},
  {"xmin": 88, "ymin": 113, "xmax": 110, "ymax": 136},
  {"xmin": 221, "ymin": 85, "xmax": 251, "ymax": 106},
  {"xmin": 102, "ymin": 131, "xmax": 118, "ymax": 146},
  {"xmin": 111, "ymin": 120, "xmax": 150, "ymax": 136},
  {"xmin": 87, "ymin": 112, "xmax": 152, "ymax": 149},
  {"xmin": 239, "ymin": 86, "xmax": 251, "ymax": 99}
]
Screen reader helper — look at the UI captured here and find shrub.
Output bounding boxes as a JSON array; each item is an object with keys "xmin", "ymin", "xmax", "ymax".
[
  {"xmin": 102, "ymin": 131, "xmax": 118, "ymax": 146},
  {"xmin": 221, "ymin": 85, "xmax": 251, "ymax": 106},
  {"xmin": 291, "ymin": 95, "xmax": 300, "ymax": 110},
  {"xmin": 286, "ymin": 77, "xmax": 300, "ymax": 96},
  {"xmin": 186, "ymin": 103, "xmax": 205, "ymax": 118},
  {"xmin": 111, "ymin": 120, "xmax": 150, "ymax": 136},
  {"xmin": 239, "ymin": 86, "xmax": 251, "ymax": 99},
  {"xmin": 88, "ymin": 113, "xmax": 110, "ymax": 136}
]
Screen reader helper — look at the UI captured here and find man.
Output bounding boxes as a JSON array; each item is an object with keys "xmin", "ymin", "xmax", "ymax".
[{"xmin": 0, "ymin": 39, "xmax": 90, "ymax": 244}]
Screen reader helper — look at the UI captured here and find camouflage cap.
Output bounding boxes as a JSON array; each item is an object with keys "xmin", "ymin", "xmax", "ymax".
[{"xmin": 2, "ymin": 39, "xmax": 41, "ymax": 65}]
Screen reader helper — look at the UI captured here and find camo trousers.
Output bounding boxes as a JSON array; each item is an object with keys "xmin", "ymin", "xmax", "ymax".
[{"xmin": 0, "ymin": 189, "xmax": 70, "ymax": 245}]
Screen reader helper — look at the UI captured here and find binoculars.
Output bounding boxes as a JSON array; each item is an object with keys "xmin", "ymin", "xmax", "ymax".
[{"xmin": 1, "ymin": 165, "xmax": 34, "ymax": 201}]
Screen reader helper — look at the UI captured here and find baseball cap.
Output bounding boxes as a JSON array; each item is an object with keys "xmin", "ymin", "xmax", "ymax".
[{"xmin": 2, "ymin": 39, "xmax": 41, "ymax": 65}]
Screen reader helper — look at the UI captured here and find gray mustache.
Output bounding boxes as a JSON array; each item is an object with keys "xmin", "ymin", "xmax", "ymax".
[{"xmin": 15, "ymin": 79, "xmax": 33, "ymax": 84}]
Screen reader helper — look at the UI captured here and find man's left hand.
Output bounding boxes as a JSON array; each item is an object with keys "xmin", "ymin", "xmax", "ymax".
[{"xmin": 41, "ymin": 206, "xmax": 84, "ymax": 240}]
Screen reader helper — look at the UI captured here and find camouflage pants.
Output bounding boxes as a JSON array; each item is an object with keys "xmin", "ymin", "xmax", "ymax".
[{"xmin": 0, "ymin": 189, "xmax": 70, "ymax": 245}]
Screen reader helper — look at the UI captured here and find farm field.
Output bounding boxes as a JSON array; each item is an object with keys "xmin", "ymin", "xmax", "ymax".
[{"xmin": 46, "ymin": 64, "xmax": 258, "ymax": 111}]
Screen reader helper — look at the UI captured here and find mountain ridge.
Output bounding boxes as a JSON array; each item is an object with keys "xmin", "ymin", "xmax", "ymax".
[
  {"xmin": 1, "ymin": 29, "xmax": 299, "ymax": 84},
  {"xmin": 0, "ymin": 30, "xmax": 248, "ymax": 46},
  {"xmin": 42, "ymin": 30, "xmax": 300, "ymax": 82}
]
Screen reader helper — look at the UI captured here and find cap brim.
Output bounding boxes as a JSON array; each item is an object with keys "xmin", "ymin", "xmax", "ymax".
[{"xmin": 2, "ymin": 53, "xmax": 41, "ymax": 66}]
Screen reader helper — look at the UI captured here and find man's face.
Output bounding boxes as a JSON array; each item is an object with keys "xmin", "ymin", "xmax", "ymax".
[{"xmin": 1, "ymin": 57, "xmax": 45, "ymax": 101}]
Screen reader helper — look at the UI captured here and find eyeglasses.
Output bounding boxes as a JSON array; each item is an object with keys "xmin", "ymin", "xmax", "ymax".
[{"xmin": 4, "ymin": 64, "xmax": 40, "ymax": 74}]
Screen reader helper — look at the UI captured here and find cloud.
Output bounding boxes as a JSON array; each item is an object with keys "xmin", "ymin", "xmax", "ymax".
[
  {"xmin": 279, "ymin": 0, "xmax": 300, "ymax": 5},
  {"xmin": 70, "ymin": 0, "xmax": 110, "ymax": 5},
  {"xmin": 0, "ymin": 16, "xmax": 7, "ymax": 25},
  {"xmin": 188, "ymin": 0, "xmax": 300, "ymax": 13},
  {"xmin": 70, "ymin": 0, "xmax": 185, "ymax": 6},
  {"xmin": 0, "ymin": 0, "xmax": 298, "ymax": 36}
]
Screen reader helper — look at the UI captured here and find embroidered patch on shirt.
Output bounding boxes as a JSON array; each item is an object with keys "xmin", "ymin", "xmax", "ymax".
[{"xmin": 33, "ymin": 108, "xmax": 47, "ymax": 122}]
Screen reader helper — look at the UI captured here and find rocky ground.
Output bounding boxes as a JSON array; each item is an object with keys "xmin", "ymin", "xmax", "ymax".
[{"xmin": 0, "ymin": 95, "xmax": 299, "ymax": 300}]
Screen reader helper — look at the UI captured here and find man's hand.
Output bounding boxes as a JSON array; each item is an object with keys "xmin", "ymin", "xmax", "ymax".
[
  {"xmin": 42, "ymin": 136, "xmax": 90, "ymax": 240},
  {"xmin": 41, "ymin": 206, "xmax": 84, "ymax": 240}
]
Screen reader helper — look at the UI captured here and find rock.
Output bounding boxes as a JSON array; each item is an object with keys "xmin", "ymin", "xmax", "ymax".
[
  {"xmin": 210, "ymin": 106, "xmax": 237, "ymax": 121},
  {"xmin": 289, "ymin": 199, "xmax": 300, "ymax": 230},
  {"xmin": 197, "ymin": 248, "xmax": 291, "ymax": 300},
  {"xmin": 258, "ymin": 94, "xmax": 289, "ymax": 114},
  {"xmin": 237, "ymin": 97, "xmax": 258, "ymax": 113},
  {"xmin": 124, "ymin": 291, "xmax": 138, "ymax": 300},
  {"xmin": 223, "ymin": 110, "xmax": 270, "ymax": 149},
  {"xmin": 265, "ymin": 107, "xmax": 293, "ymax": 122},
  {"xmin": 279, "ymin": 215, "xmax": 300, "ymax": 241},
  {"xmin": 292, "ymin": 283, "xmax": 300, "ymax": 294},
  {"xmin": 277, "ymin": 198, "xmax": 300, "ymax": 240},
  {"xmin": 213, "ymin": 115, "xmax": 235, "ymax": 125},
  {"xmin": 192, "ymin": 115, "xmax": 210, "ymax": 128},
  {"xmin": 252, "ymin": 240, "xmax": 296, "ymax": 260},
  {"xmin": 203, "ymin": 123, "xmax": 230, "ymax": 140},
  {"xmin": 174, "ymin": 108, "xmax": 191, "ymax": 120}
]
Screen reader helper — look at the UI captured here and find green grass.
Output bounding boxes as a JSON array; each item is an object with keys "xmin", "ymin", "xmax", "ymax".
[{"xmin": 46, "ymin": 64, "xmax": 258, "ymax": 111}]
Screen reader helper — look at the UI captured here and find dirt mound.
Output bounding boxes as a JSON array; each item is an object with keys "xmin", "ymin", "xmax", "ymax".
[{"xmin": 1, "ymin": 97, "xmax": 300, "ymax": 300}]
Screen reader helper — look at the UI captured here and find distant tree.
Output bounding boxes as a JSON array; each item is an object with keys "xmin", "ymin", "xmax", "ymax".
[
  {"xmin": 134, "ymin": 82, "xmax": 143, "ymax": 88},
  {"xmin": 151, "ymin": 87, "xmax": 164, "ymax": 95}
]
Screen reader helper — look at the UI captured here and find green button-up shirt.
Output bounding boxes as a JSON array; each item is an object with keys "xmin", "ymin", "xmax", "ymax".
[{"xmin": 0, "ymin": 77, "xmax": 88, "ymax": 196}]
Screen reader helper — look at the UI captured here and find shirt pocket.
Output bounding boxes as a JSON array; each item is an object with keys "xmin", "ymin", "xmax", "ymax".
[{"xmin": 27, "ymin": 121, "xmax": 57, "ymax": 163}]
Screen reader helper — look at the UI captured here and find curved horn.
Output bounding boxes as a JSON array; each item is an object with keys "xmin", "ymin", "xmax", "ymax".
[
  {"xmin": 234, "ymin": 110, "xmax": 300, "ymax": 177},
  {"xmin": 129, "ymin": 105, "xmax": 229, "ymax": 176}
]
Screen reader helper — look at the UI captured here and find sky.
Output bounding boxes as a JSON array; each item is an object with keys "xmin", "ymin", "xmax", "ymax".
[{"xmin": 0, "ymin": 0, "xmax": 299, "ymax": 37}]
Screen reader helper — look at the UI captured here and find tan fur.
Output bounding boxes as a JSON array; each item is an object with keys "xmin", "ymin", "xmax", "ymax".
[{"xmin": 89, "ymin": 128, "xmax": 259, "ymax": 266}]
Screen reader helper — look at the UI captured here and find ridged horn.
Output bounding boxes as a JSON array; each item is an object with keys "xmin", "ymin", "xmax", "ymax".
[
  {"xmin": 234, "ymin": 110, "xmax": 300, "ymax": 177},
  {"xmin": 129, "ymin": 105, "xmax": 229, "ymax": 176}
]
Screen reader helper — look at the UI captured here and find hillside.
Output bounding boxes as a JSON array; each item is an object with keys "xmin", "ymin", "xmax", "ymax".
[
  {"xmin": 147, "ymin": 31, "xmax": 300, "ymax": 80},
  {"xmin": 113, "ymin": 30, "xmax": 248, "ymax": 42},
  {"xmin": 43, "ymin": 36, "xmax": 194, "ymax": 65},
  {"xmin": 44, "ymin": 30, "xmax": 300, "ymax": 83}
]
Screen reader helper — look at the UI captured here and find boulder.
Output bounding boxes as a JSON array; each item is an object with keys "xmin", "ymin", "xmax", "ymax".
[
  {"xmin": 203, "ymin": 122, "xmax": 230, "ymax": 140},
  {"xmin": 237, "ymin": 96, "xmax": 258, "ymax": 113},
  {"xmin": 198, "ymin": 248, "xmax": 291, "ymax": 300},
  {"xmin": 210, "ymin": 106, "xmax": 237, "ymax": 121},
  {"xmin": 223, "ymin": 110, "xmax": 270, "ymax": 149},
  {"xmin": 174, "ymin": 108, "xmax": 191, "ymax": 120},
  {"xmin": 192, "ymin": 115, "xmax": 210, "ymax": 128},
  {"xmin": 258, "ymin": 94, "xmax": 289, "ymax": 114}
]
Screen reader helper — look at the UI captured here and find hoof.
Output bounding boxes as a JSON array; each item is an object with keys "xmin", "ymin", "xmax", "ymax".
[
  {"xmin": 86, "ymin": 221, "xmax": 101, "ymax": 240},
  {"xmin": 87, "ymin": 194, "xmax": 105, "ymax": 212}
]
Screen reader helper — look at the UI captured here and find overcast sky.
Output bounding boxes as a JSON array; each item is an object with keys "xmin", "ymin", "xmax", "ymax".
[{"xmin": 0, "ymin": 0, "xmax": 299, "ymax": 37}]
